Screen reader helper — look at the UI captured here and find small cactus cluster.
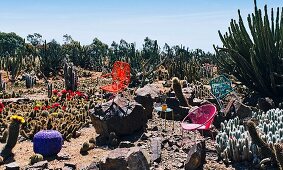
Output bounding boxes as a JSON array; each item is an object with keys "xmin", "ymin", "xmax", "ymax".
[
  {"xmin": 216, "ymin": 117, "xmax": 256, "ymax": 164},
  {"xmin": 253, "ymin": 109, "xmax": 283, "ymax": 144},
  {"xmin": 216, "ymin": 109, "xmax": 283, "ymax": 165},
  {"xmin": 25, "ymin": 74, "xmax": 36, "ymax": 89}
]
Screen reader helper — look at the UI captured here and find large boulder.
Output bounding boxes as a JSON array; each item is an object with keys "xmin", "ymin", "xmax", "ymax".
[
  {"xmin": 90, "ymin": 96, "xmax": 147, "ymax": 137},
  {"xmin": 99, "ymin": 147, "xmax": 150, "ymax": 170},
  {"xmin": 135, "ymin": 84, "xmax": 160, "ymax": 118}
]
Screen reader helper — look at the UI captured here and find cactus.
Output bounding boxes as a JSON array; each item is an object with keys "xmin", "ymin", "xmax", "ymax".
[
  {"xmin": 47, "ymin": 83, "xmax": 52, "ymax": 98},
  {"xmin": 29, "ymin": 154, "xmax": 43, "ymax": 165},
  {"xmin": 0, "ymin": 73, "xmax": 6, "ymax": 92},
  {"xmin": 64, "ymin": 62, "xmax": 78, "ymax": 91},
  {"xmin": 172, "ymin": 77, "xmax": 189, "ymax": 107},
  {"xmin": 214, "ymin": 0, "xmax": 283, "ymax": 100},
  {"xmin": 216, "ymin": 109, "xmax": 283, "ymax": 166},
  {"xmin": 25, "ymin": 74, "xmax": 36, "ymax": 88},
  {"xmin": 0, "ymin": 115, "xmax": 25, "ymax": 161}
]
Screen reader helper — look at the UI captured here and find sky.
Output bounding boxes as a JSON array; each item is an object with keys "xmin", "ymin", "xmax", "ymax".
[{"xmin": 0, "ymin": 0, "xmax": 282, "ymax": 52}]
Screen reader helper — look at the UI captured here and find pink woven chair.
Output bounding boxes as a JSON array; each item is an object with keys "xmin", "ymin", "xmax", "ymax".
[{"xmin": 181, "ymin": 104, "xmax": 217, "ymax": 140}]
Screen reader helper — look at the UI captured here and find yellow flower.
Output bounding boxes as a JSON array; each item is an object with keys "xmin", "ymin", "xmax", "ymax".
[
  {"xmin": 51, "ymin": 112, "xmax": 58, "ymax": 117},
  {"xmin": 10, "ymin": 115, "xmax": 25, "ymax": 124}
]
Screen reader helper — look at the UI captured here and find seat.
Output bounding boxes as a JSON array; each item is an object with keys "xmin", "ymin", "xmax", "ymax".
[
  {"xmin": 209, "ymin": 75, "xmax": 238, "ymax": 115},
  {"xmin": 100, "ymin": 61, "xmax": 131, "ymax": 94},
  {"xmin": 181, "ymin": 104, "xmax": 217, "ymax": 140}
]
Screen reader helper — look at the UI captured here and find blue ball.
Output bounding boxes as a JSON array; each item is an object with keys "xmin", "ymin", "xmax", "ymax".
[{"xmin": 33, "ymin": 130, "xmax": 63, "ymax": 157}]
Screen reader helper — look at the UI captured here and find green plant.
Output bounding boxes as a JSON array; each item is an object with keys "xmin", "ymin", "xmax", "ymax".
[
  {"xmin": 25, "ymin": 74, "xmax": 36, "ymax": 88},
  {"xmin": 214, "ymin": 0, "xmax": 283, "ymax": 100},
  {"xmin": 1, "ymin": 115, "xmax": 25, "ymax": 161},
  {"xmin": 172, "ymin": 77, "xmax": 189, "ymax": 107},
  {"xmin": 29, "ymin": 154, "xmax": 43, "ymax": 165},
  {"xmin": 64, "ymin": 62, "xmax": 78, "ymax": 91}
]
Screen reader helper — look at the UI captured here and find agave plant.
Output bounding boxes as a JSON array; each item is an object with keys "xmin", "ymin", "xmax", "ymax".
[{"xmin": 214, "ymin": 0, "xmax": 283, "ymax": 100}]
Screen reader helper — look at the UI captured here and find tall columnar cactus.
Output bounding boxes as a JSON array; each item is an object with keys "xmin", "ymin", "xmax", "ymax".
[
  {"xmin": 25, "ymin": 74, "xmax": 36, "ymax": 89},
  {"xmin": 0, "ymin": 115, "xmax": 25, "ymax": 161},
  {"xmin": 64, "ymin": 62, "xmax": 78, "ymax": 91},
  {"xmin": 214, "ymin": 0, "xmax": 283, "ymax": 100},
  {"xmin": 47, "ymin": 83, "xmax": 52, "ymax": 98},
  {"xmin": 172, "ymin": 77, "xmax": 189, "ymax": 107},
  {"xmin": 0, "ymin": 73, "xmax": 6, "ymax": 92}
]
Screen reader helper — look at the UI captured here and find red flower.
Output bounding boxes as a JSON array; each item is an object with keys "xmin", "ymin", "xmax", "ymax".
[
  {"xmin": 61, "ymin": 89, "xmax": 68, "ymax": 94},
  {"xmin": 41, "ymin": 106, "xmax": 46, "ymax": 110},
  {"xmin": 67, "ymin": 96, "xmax": 72, "ymax": 101},
  {"xmin": 52, "ymin": 89, "xmax": 59, "ymax": 95},
  {"xmin": 52, "ymin": 103, "xmax": 60, "ymax": 108},
  {"xmin": 75, "ymin": 91, "xmax": 84, "ymax": 97},
  {"xmin": 47, "ymin": 105, "xmax": 51, "ymax": 109},
  {"xmin": 0, "ymin": 102, "xmax": 4, "ymax": 109},
  {"xmin": 62, "ymin": 106, "xmax": 66, "ymax": 111},
  {"xmin": 33, "ymin": 106, "xmax": 40, "ymax": 111}
]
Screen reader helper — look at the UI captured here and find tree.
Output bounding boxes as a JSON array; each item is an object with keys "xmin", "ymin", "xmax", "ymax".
[{"xmin": 27, "ymin": 33, "xmax": 42, "ymax": 46}]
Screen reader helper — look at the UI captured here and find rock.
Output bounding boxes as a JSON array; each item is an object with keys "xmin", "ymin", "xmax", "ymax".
[
  {"xmin": 233, "ymin": 100, "xmax": 253, "ymax": 119},
  {"xmin": 166, "ymin": 97, "xmax": 180, "ymax": 110},
  {"xmin": 64, "ymin": 162, "xmax": 76, "ymax": 170},
  {"xmin": 150, "ymin": 137, "xmax": 162, "ymax": 163},
  {"xmin": 257, "ymin": 97, "xmax": 275, "ymax": 112},
  {"xmin": 85, "ymin": 162, "xmax": 99, "ymax": 170},
  {"xmin": 74, "ymin": 131, "xmax": 81, "ymax": 138},
  {"xmin": 119, "ymin": 141, "xmax": 135, "ymax": 148},
  {"xmin": 151, "ymin": 126, "xmax": 158, "ymax": 131},
  {"xmin": 26, "ymin": 160, "xmax": 48, "ymax": 170},
  {"xmin": 185, "ymin": 140, "xmax": 206, "ymax": 170},
  {"xmin": 57, "ymin": 153, "xmax": 71, "ymax": 160},
  {"xmin": 99, "ymin": 147, "xmax": 150, "ymax": 170},
  {"xmin": 5, "ymin": 162, "xmax": 19, "ymax": 170},
  {"xmin": 90, "ymin": 95, "xmax": 147, "ymax": 136},
  {"xmin": 135, "ymin": 85, "xmax": 158, "ymax": 119}
]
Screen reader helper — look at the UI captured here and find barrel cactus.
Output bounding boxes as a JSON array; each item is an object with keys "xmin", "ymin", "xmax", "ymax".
[{"xmin": 33, "ymin": 130, "xmax": 63, "ymax": 157}]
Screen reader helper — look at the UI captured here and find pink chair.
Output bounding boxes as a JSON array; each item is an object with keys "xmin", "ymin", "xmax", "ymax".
[{"xmin": 181, "ymin": 104, "xmax": 217, "ymax": 140}]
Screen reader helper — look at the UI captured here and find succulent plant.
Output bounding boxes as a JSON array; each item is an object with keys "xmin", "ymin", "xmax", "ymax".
[
  {"xmin": 1, "ymin": 115, "xmax": 25, "ymax": 160},
  {"xmin": 33, "ymin": 130, "xmax": 63, "ymax": 157},
  {"xmin": 29, "ymin": 153, "xmax": 43, "ymax": 164},
  {"xmin": 216, "ymin": 109, "xmax": 283, "ymax": 165}
]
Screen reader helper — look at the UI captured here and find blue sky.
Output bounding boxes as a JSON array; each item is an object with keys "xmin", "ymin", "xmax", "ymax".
[{"xmin": 0, "ymin": 0, "xmax": 282, "ymax": 52}]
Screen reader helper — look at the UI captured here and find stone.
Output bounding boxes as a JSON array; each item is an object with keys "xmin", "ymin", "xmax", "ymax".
[
  {"xmin": 150, "ymin": 137, "xmax": 162, "ymax": 163},
  {"xmin": 26, "ymin": 160, "xmax": 48, "ymax": 170},
  {"xmin": 185, "ymin": 140, "xmax": 206, "ymax": 170},
  {"xmin": 85, "ymin": 162, "xmax": 99, "ymax": 170},
  {"xmin": 233, "ymin": 100, "xmax": 253, "ymax": 119},
  {"xmin": 90, "ymin": 96, "xmax": 147, "ymax": 137},
  {"xmin": 99, "ymin": 147, "xmax": 150, "ymax": 170},
  {"xmin": 119, "ymin": 141, "xmax": 135, "ymax": 148},
  {"xmin": 135, "ymin": 84, "xmax": 159, "ymax": 119},
  {"xmin": 64, "ymin": 162, "xmax": 76, "ymax": 170},
  {"xmin": 5, "ymin": 162, "xmax": 20, "ymax": 170},
  {"xmin": 257, "ymin": 97, "xmax": 275, "ymax": 112}
]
